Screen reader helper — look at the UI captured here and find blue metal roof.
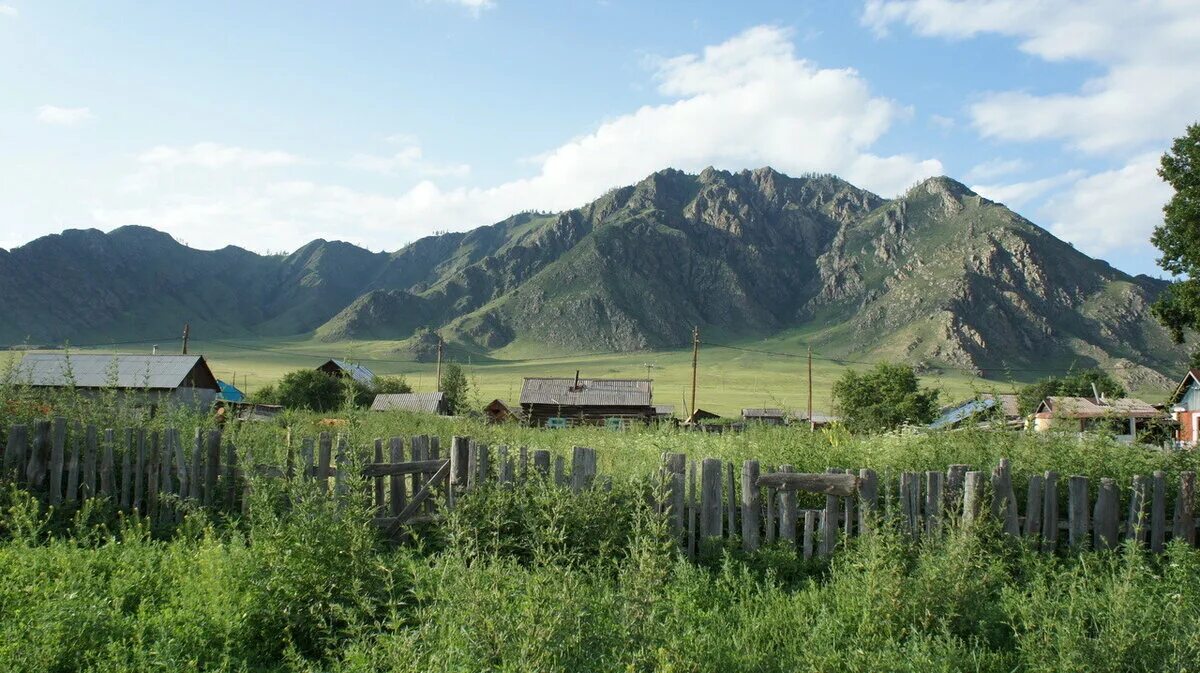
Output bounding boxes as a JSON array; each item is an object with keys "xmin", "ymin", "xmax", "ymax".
[
  {"xmin": 217, "ymin": 380, "xmax": 245, "ymax": 402},
  {"xmin": 929, "ymin": 397, "xmax": 997, "ymax": 429}
]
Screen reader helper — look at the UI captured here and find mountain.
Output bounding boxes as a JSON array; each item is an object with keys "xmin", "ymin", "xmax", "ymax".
[{"xmin": 0, "ymin": 168, "xmax": 1181, "ymax": 386}]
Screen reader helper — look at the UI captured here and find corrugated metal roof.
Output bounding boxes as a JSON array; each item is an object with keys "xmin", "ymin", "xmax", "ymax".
[
  {"xmin": 519, "ymin": 378, "xmax": 652, "ymax": 407},
  {"xmin": 321, "ymin": 359, "xmax": 376, "ymax": 385},
  {"xmin": 742, "ymin": 408, "xmax": 786, "ymax": 419},
  {"xmin": 371, "ymin": 392, "xmax": 446, "ymax": 414},
  {"xmin": 16, "ymin": 353, "xmax": 217, "ymax": 390},
  {"xmin": 1039, "ymin": 396, "xmax": 1160, "ymax": 418}
]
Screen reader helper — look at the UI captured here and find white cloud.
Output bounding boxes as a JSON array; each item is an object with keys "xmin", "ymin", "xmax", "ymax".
[
  {"xmin": 971, "ymin": 169, "xmax": 1082, "ymax": 210},
  {"xmin": 966, "ymin": 157, "xmax": 1029, "ymax": 182},
  {"xmin": 0, "ymin": 5, "xmax": 17, "ymax": 17},
  {"xmin": 434, "ymin": 0, "xmax": 495, "ymax": 17},
  {"xmin": 96, "ymin": 25, "xmax": 941, "ymax": 252},
  {"xmin": 137, "ymin": 142, "xmax": 304, "ymax": 170},
  {"xmin": 346, "ymin": 137, "xmax": 471, "ymax": 178},
  {"xmin": 36, "ymin": 105, "xmax": 92, "ymax": 126},
  {"xmin": 1041, "ymin": 154, "xmax": 1170, "ymax": 257}
]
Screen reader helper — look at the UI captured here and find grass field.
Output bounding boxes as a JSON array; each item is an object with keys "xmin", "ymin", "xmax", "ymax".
[{"xmin": 25, "ymin": 330, "xmax": 1110, "ymax": 419}]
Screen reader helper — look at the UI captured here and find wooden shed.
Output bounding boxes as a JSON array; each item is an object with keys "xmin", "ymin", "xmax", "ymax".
[
  {"xmin": 316, "ymin": 359, "xmax": 376, "ymax": 386},
  {"xmin": 483, "ymin": 399, "xmax": 523, "ymax": 424},
  {"xmin": 16, "ymin": 353, "xmax": 220, "ymax": 412},
  {"xmin": 519, "ymin": 377, "xmax": 654, "ymax": 428}
]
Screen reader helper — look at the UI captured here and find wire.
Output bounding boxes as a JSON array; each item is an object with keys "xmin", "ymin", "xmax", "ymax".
[{"xmin": 0, "ymin": 336, "xmax": 182, "ymax": 350}]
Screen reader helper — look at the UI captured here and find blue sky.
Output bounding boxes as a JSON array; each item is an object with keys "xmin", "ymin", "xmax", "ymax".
[{"xmin": 1, "ymin": 1, "xmax": 1196, "ymax": 277}]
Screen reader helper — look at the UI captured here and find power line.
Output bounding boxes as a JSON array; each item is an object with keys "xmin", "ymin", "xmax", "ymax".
[{"xmin": 0, "ymin": 336, "xmax": 182, "ymax": 350}]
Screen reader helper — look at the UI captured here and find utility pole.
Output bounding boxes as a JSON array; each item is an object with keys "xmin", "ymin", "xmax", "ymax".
[
  {"xmin": 690, "ymin": 326, "xmax": 700, "ymax": 420},
  {"xmin": 807, "ymin": 345, "xmax": 814, "ymax": 432},
  {"xmin": 181, "ymin": 322, "xmax": 190, "ymax": 355},
  {"xmin": 435, "ymin": 336, "xmax": 444, "ymax": 392}
]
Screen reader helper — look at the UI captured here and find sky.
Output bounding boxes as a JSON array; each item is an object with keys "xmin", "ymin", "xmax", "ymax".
[{"xmin": 1, "ymin": 0, "xmax": 1196, "ymax": 278}]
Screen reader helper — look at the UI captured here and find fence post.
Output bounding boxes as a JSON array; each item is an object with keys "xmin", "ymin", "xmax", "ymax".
[
  {"xmin": 823, "ymin": 467, "xmax": 842, "ymax": 553},
  {"xmin": 571, "ymin": 447, "xmax": 596, "ymax": 492},
  {"xmin": 991, "ymin": 458, "xmax": 1020, "ymax": 537},
  {"xmin": 858, "ymin": 468, "xmax": 878, "ymax": 535},
  {"xmin": 946, "ymin": 464, "xmax": 969, "ymax": 512},
  {"xmin": 28, "ymin": 420, "xmax": 50, "ymax": 491},
  {"xmin": 1067, "ymin": 475, "xmax": 1089, "ymax": 549},
  {"xmin": 100, "ymin": 428, "xmax": 114, "ymax": 497},
  {"xmin": 925, "ymin": 471, "xmax": 943, "ymax": 535},
  {"xmin": 1175, "ymin": 472, "xmax": 1196, "ymax": 546},
  {"xmin": 778, "ymin": 464, "xmax": 796, "ymax": 546},
  {"xmin": 373, "ymin": 439, "xmax": 385, "ymax": 513},
  {"xmin": 1151, "ymin": 470, "xmax": 1166, "ymax": 553},
  {"xmin": 48, "ymin": 417, "xmax": 66, "ymax": 505},
  {"xmin": 1093, "ymin": 477, "xmax": 1119, "ymax": 551},
  {"xmin": 4, "ymin": 424, "xmax": 28, "ymax": 482},
  {"xmin": 300, "ymin": 437, "xmax": 315, "ymax": 482},
  {"xmin": 532, "ymin": 449, "xmax": 550, "ymax": 478},
  {"xmin": 449, "ymin": 436, "xmax": 469, "ymax": 508},
  {"xmin": 899, "ymin": 472, "xmax": 920, "ymax": 538},
  {"xmin": 65, "ymin": 421, "xmax": 82, "ymax": 503},
  {"xmin": 741, "ymin": 460, "xmax": 760, "ymax": 552},
  {"xmin": 316, "ymin": 432, "xmax": 332, "ymax": 494},
  {"xmin": 802, "ymin": 510, "xmax": 816, "ymax": 559},
  {"xmin": 333, "ymin": 435, "xmax": 347, "ymax": 498},
  {"xmin": 726, "ymin": 462, "xmax": 737, "ymax": 538},
  {"xmin": 1127, "ymin": 474, "xmax": 1147, "ymax": 545},
  {"xmin": 1024, "ymin": 474, "xmax": 1043, "ymax": 540},
  {"xmin": 962, "ymin": 471, "xmax": 984, "ymax": 526},
  {"xmin": 134, "ymin": 429, "xmax": 146, "ymax": 511},
  {"xmin": 82, "ymin": 425, "xmax": 97, "ymax": 500},
  {"xmin": 390, "ymin": 438, "xmax": 407, "ymax": 517},
  {"xmin": 120, "ymin": 428, "xmax": 133, "ymax": 508},
  {"xmin": 1042, "ymin": 471, "xmax": 1059, "ymax": 552},
  {"xmin": 687, "ymin": 459, "xmax": 697, "ymax": 560}
]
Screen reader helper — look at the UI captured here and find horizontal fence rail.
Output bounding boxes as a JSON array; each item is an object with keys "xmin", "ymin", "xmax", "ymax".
[{"xmin": 2, "ymin": 417, "xmax": 1197, "ymax": 557}]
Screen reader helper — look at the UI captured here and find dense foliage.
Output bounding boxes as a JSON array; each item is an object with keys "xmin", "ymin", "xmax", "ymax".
[
  {"xmin": 1152, "ymin": 123, "xmax": 1200, "ymax": 354},
  {"xmin": 1016, "ymin": 369, "xmax": 1128, "ymax": 415},
  {"xmin": 832, "ymin": 363, "xmax": 940, "ymax": 433},
  {"xmin": 439, "ymin": 362, "xmax": 470, "ymax": 415}
]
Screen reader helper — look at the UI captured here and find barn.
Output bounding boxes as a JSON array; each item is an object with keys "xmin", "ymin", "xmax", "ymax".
[
  {"xmin": 519, "ymin": 376, "xmax": 655, "ymax": 428},
  {"xmin": 16, "ymin": 353, "xmax": 221, "ymax": 413}
]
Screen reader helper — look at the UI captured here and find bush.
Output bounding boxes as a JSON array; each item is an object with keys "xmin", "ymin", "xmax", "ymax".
[
  {"xmin": 275, "ymin": 369, "xmax": 345, "ymax": 412},
  {"xmin": 832, "ymin": 362, "xmax": 940, "ymax": 433}
]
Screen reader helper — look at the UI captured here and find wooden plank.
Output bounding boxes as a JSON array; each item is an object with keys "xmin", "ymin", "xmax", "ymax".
[
  {"xmin": 664, "ymin": 453, "xmax": 685, "ymax": 541},
  {"xmin": 945, "ymin": 464, "xmax": 969, "ymax": 511},
  {"xmin": 823, "ymin": 468, "xmax": 841, "ymax": 554},
  {"xmin": 389, "ymin": 438, "xmax": 407, "ymax": 515},
  {"xmin": 317, "ymin": 432, "xmax": 332, "ymax": 494},
  {"xmin": 726, "ymin": 462, "xmax": 737, "ymax": 537},
  {"xmin": 466, "ymin": 440, "xmax": 478, "ymax": 490},
  {"xmin": 802, "ymin": 509, "xmax": 816, "ymax": 559},
  {"xmin": 189, "ymin": 429, "xmax": 203, "ymax": 501},
  {"xmin": 146, "ymin": 431, "xmax": 160, "ymax": 520},
  {"xmin": 687, "ymin": 459, "xmax": 697, "ymax": 560},
  {"xmin": 450, "ymin": 436, "xmax": 469, "ymax": 486},
  {"xmin": 532, "ymin": 449, "xmax": 550, "ymax": 478},
  {"xmin": 1067, "ymin": 475, "xmax": 1090, "ymax": 549},
  {"xmin": 497, "ymin": 445, "xmax": 510, "ymax": 485},
  {"xmin": 858, "ymin": 468, "xmax": 877, "ymax": 535},
  {"xmin": 285, "ymin": 429, "xmax": 295, "ymax": 481},
  {"xmin": 205, "ymin": 430, "xmax": 221, "ymax": 505},
  {"xmin": 477, "ymin": 442, "xmax": 491, "ymax": 486},
  {"xmin": 27, "ymin": 420, "xmax": 50, "ymax": 491},
  {"xmin": 373, "ymin": 439, "xmax": 386, "ymax": 512},
  {"xmin": 764, "ymin": 470, "xmax": 776, "ymax": 545},
  {"xmin": 1151, "ymin": 470, "xmax": 1166, "ymax": 553},
  {"xmin": 1093, "ymin": 477, "xmax": 1119, "ymax": 551},
  {"xmin": 777, "ymin": 465, "xmax": 796, "ymax": 545},
  {"xmin": 1024, "ymin": 474, "xmax": 1043, "ymax": 540},
  {"xmin": 741, "ymin": 460, "xmax": 760, "ymax": 552},
  {"xmin": 991, "ymin": 458, "xmax": 1020, "ymax": 537},
  {"xmin": 300, "ymin": 437, "xmax": 315, "ymax": 482},
  {"xmin": 816, "ymin": 510, "xmax": 828, "ymax": 557},
  {"xmin": 4, "ymin": 424, "xmax": 28, "ymax": 482},
  {"xmin": 554, "ymin": 456, "xmax": 566, "ymax": 487},
  {"xmin": 963, "ymin": 470, "xmax": 984, "ymax": 526},
  {"xmin": 333, "ymin": 435, "xmax": 348, "ymax": 498},
  {"xmin": 411, "ymin": 437, "xmax": 426, "ymax": 514},
  {"xmin": 925, "ymin": 471, "xmax": 942, "ymax": 536},
  {"xmin": 48, "ymin": 417, "xmax": 66, "ymax": 505},
  {"xmin": 757, "ymin": 472, "xmax": 859, "ymax": 496},
  {"xmin": 843, "ymin": 469, "xmax": 856, "ymax": 539},
  {"xmin": 900, "ymin": 472, "xmax": 920, "ymax": 538},
  {"xmin": 701, "ymin": 458, "xmax": 724, "ymax": 538},
  {"xmin": 427, "ymin": 437, "xmax": 442, "ymax": 515},
  {"xmin": 1175, "ymin": 471, "xmax": 1196, "ymax": 546},
  {"xmin": 134, "ymin": 429, "xmax": 146, "ymax": 511},
  {"xmin": 519, "ymin": 446, "xmax": 529, "ymax": 483},
  {"xmin": 1127, "ymin": 474, "xmax": 1147, "ymax": 545},
  {"xmin": 571, "ymin": 446, "xmax": 597, "ymax": 492},
  {"xmin": 382, "ymin": 459, "xmax": 451, "ymax": 538},
  {"xmin": 81, "ymin": 425, "xmax": 97, "ymax": 500},
  {"xmin": 120, "ymin": 428, "xmax": 132, "ymax": 508},
  {"xmin": 100, "ymin": 429, "xmax": 114, "ymax": 497},
  {"xmin": 172, "ymin": 429, "xmax": 188, "ymax": 517},
  {"xmin": 1042, "ymin": 471, "xmax": 1059, "ymax": 552},
  {"xmin": 64, "ymin": 421, "xmax": 81, "ymax": 503},
  {"xmin": 240, "ymin": 444, "xmax": 254, "ymax": 517}
]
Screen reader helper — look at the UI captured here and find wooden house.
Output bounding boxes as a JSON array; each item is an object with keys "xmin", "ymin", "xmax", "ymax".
[
  {"xmin": 483, "ymin": 399, "xmax": 523, "ymax": 424},
  {"xmin": 371, "ymin": 392, "xmax": 450, "ymax": 415},
  {"xmin": 519, "ymin": 376, "xmax": 654, "ymax": 428},
  {"xmin": 1033, "ymin": 396, "xmax": 1162, "ymax": 442},
  {"xmin": 16, "ymin": 353, "xmax": 220, "ymax": 412},
  {"xmin": 1169, "ymin": 370, "xmax": 1200, "ymax": 445},
  {"xmin": 316, "ymin": 359, "xmax": 376, "ymax": 386}
]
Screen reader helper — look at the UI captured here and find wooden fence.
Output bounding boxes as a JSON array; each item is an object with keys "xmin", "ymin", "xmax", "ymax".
[{"xmin": 659, "ymin": 454, "xmax": 1198, "ymax": 559}]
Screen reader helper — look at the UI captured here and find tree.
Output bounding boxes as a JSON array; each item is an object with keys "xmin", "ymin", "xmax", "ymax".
[
  {"xmin": 440, "ymin": 362, "xmax": 470, "ymax": 415},
  {"xmin": 1151, "ymin": 123, "xmax": 1200, "ymax": 354},
  {"xmin": 374, "ymin": 375, "xmax": 413, "ymax": 395},
  {"xmin": 1016, "ymin": 369, "xmax": 1127, "ymax": 415},
  {"xmin": 831, "ymin": 363, "xmax": 940, "ymax": 433},
  {"xmin": 275, "ymin": 369, "xmax": 344, "ymax": 412}
]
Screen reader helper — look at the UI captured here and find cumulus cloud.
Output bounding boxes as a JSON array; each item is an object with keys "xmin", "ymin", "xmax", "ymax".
[
  {"xmin": 966, "ymin": 158, "xmax": 1029, "ymax": 182},
  {"xmin": 0, "ymin": 5, "xmax": 17, "ymax": 17},
  {"xmin": 97, "ymin": 25, "xmax": 941, "ymax": 252},
  {"xmin": 971, "ymin": 169, "xmax": 1083, "ymax": 211},
  {"xmin": 434, "ymin": 0, "xmax": 494, "ymax": 17},
  {"xmin": 36, "ymin": 105, "xmax": 92, "ymax": 125},
  {"xmin": 1041, "ymin": 154, "xmax": 1171, "ymax": 257},
  {"xmin": 346, "ymin": 137, "xmax": 470, "ymax": 178}
]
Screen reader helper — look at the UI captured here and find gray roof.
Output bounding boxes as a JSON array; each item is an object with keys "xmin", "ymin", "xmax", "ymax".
[
  {"xmin": 371, "ymin": 392, "xmax": 446, "ymax": 414},
  {"xmin": 519, "ymin": 378, "xmax": 652, "ymax": 407},
  {"xmin": 742, "ymin": 408, "xmax": 787, "ymax": 419},
  {"xmin": 15, "ymin": 353, "xmax": 218, "ymax": 390},
  {"xmin": 654, "ymin": 405, "xmax": 675, "ymax": 416},
  {"xmin": 321, "ymin": 359, "xmax": 376, "ymax": 385}
]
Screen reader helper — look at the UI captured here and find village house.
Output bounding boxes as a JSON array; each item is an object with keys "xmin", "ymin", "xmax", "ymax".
[
  {"xmin": 1169, "ymin": 370, "xmax": 1200, "ymax": 446},
  {"xmin": 1033, "ymin": 395, "xmax": 1162, "ymax": 442},
  {"xmin": 16, "ymin": 353, "xmax": 221, "ymax": 413},
  {"xmin": 371, "ymin": 392, "xmax": 450, "ymax": 415},
  {"xmin": 741, "ymin": 408, "xmax": 788, "ymax": 425},
  {"xmin": 483, "ymin": 398, "xmax": 523, "ymax": 424},
  {"xmin": 519, "ymin": 376, "xmax": 655, "ymax": 428},
  {"xmin": 316, "ymin": 359, "xmax": 376, "ymax": 386},
  {"xmin": 795, "ymin": 411, "xmax": 840, "ymax": 429},
  {"xmin": 930, "ymin": 394, "xmax": 1023, "ymax": 430}
]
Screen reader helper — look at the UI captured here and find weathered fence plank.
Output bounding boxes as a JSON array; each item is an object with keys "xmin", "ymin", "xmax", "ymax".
[
  {"xmin": 3, "ymin": 424, "xmax": 27, "ymax": 478},
  {"xmin": 134, "ymin": 429, "xmax": 146, "ymax": 510},
  {"xmin": 1024, "ymin": 474, "xmax": 1043, "ymax": 539},
  {"xmin": 963, "ymin": 470, "xmax": 984, "ymax": 526},
  {"xmin": 554, "ymin": 456, "xmax": 566, "ymax": 487},
  {"xmin": 843, "ymin": 468, "xmax": 856, "ymax": 539},
  {"xmin": 100, "ymin": 428, "xmax": 114, "ymax": 497},
  {"xmin": 1151, "ymin": 470, "xmax": 1166, "ymax": 553},
  {"xmin": 741, "ymin": 460, "xmax": 760, "ymax": 552},
  {"xmin": 991, "ymin": 458, "xmax": 1020, "ymax": 537},
  {"xmin": 373, "ymin": 439, "xmax": 386, "ymax": 512},
  {"xmin": 663, "ymin": 453, "xmax": 686, "ymax": 540},
  {"xmin": 758, "ymin": 472, "xmax": 858, "ymax": 496},
  {"xmin": 316, "ymin": 432, "xmax": 332, "ymax": 494},
  {"xmin": 925, "ymin": 471, "xmax": 942, "ymax": 535},
  {"xmin": 726, "ymin": 462, "xmax": 737, "ymax": 537},
  {"xmin": 701, "ymin": 458, "xmax": 723, "ymax": 539},
  {"xmin": 687, "ymin": 459, "xmax": 697, "ymax": 560},
  {"xmin": 900, "ymin": 472, "xmax": 920, "ymax": 537},
  {"xmin": 532, "ymin": 449, "xmax": 550, "ymax": 478},
  {"xmin": 823, "ymin": 468, "xmax": 840, "ymax": 554},
  {"xmin": 390, "ymin": 438, "xmax": 406, "ymax": 516},
  {"xmin": 1176, "ymin": 472, "xmax": 1196, "ymax": 546},
  {"xmin": 571, "ymin": 446, "xmax": 597, "ymax": 492},
  {"xmin": 189, "ymin": 429, "xmax": 203, "ymax": 502},
  {"xmin": 205, "ymin": 430, "xmax": 221, "ymax": 505},
  {"xmin": 333, "ymin": 435, "xmax": 348, "ymax": 497},
  {"xmin": 48, "ymin": 417, "xmax": 66, "ymax": 505},
  {"xmin": 1042, "ymin": 471, "xmax": 1059, "ymax": 552},
  {"xmin": 120, "ymin": 428, "xmax": 132, "ymax": 508},
  {"xmin": 778, "ymin": 465, "xmax": 796, "ymax": 545},
  {"xmin": 28, "ymin": 420, "xmax": 50, "ymax": 491},
  {"xmin": 300, "ymin": 437, "xmax": 315, "ymax": 482},
  {"xmin": 858, "ymin": 468, "xmax": 877, "ymax": 535},
  {"xmin": 65, "ymin": 421, "xmax": 81, "ymax": 502},
  {"xmin": 802, "ymin": 509, "xmax": 816, "ymax": 559},
  {"xmin": 946, "ymin": 464, "xmax": 969, "ymax": 511},
  {"xmin": 382, "ymin": 459, "xmax": 451, "ymax": 538},
  {"xmin": 146, "ymin": 431, "xmax": 160, "ymax": 519},
  {"xmin": 82, "ymin": 425, "xmax": 98, "ymax": 500},
  {"xmin": 1068, "ymin": 475, "xmax": 1089, "ymax": 549},
  {"xmin": 1094, "ymin": 477, "xmax": 1119, "ymax": 551},
  {"xmin": 1127, "ymin": 474, "xmax": 1148, "ymax": 545}
]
